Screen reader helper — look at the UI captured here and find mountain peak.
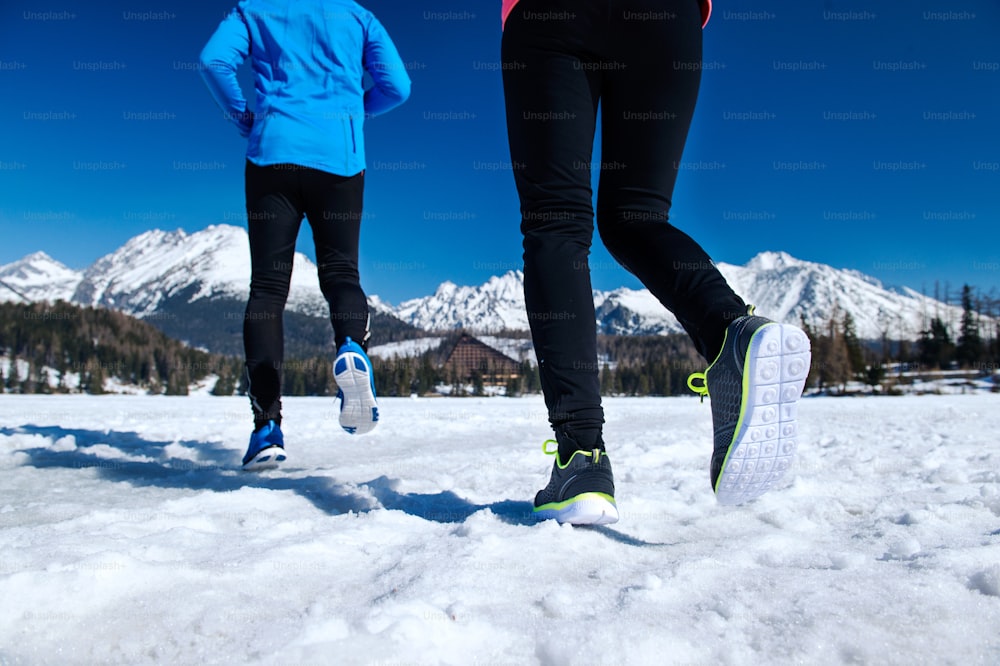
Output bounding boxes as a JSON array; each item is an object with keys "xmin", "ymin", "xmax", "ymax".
[
  {"xmin": 483, "ymin": 270, "xmax": 524, "ymax": 293},
  {"xmin": 745, "ymin": 251, "xmax": 802, "ymax": 271},
  {"xmin": 494, "ymin": 269, "xmax": 524, "ymax": 281},
  {"xmin": 0, "ymin": 250, "xmax": 82, "ymax": 303},
  {"xmin": 1, "ymin": 250, "xmax": 71, "ymax": 270},
  {"xmin": 21, "ymin": 250, "xmax": 56, "ymax": 264}
]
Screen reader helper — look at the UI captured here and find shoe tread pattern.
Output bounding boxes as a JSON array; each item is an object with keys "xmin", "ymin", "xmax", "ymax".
[
  {"xmin": 335, "ymin": 350, "xmax": 378, "ymax": 435},
  {"xmin": 715, "ymin": 323, "xmax": 810, "ymax": 505}
]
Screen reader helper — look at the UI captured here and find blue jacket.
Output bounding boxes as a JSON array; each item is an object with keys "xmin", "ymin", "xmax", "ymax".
[{"xmin": 200, "ymin": 0, "xmax": 411, "ymax": 176}]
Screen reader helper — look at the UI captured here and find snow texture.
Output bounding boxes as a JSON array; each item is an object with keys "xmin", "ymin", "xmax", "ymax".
[{"xmin": 1, "ymin": 394, "xmax": 999, "ymax": 664}]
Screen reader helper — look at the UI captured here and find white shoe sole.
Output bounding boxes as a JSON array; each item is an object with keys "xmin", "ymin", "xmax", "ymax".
[
  {"xmin": 715, "ymin": 323, "xmax": 811, "ymax": 505},
  {"xmin": 534, "ymin": 493, "xmax": 620, "ymax": 525},
  {"xmin": 242, "ymin": 445, "xmax": 286, "ymax": 472},
  {"xmin": 335, "ymin": 351, "xmax": 379, "ymax": 435}
]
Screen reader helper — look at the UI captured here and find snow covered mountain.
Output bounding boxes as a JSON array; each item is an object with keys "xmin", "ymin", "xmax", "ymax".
[
  {"xmin": 394, "ymin": 272, "xmax": 529, "ymax": 333},
  {"xmin": 71, "ymin": 225, "xmax": 330, "ymax": 318},
  {"xmin": 0, "ymin": 251, "xmax": 82, "ymax": 303},
  {"xmin": 0, "ymin": 225, "xmax": 402, "ymax": 324},
  {"xmin": 716, "ymin": 252, "xmax": 957, "ymax": 340},
  {"xmin": 392, "ymin": 252, "xmax": 972, "ymax": 340},
  {"xmin": 0, "ymin": 225, "xmax": 976, "ymax": 341}
]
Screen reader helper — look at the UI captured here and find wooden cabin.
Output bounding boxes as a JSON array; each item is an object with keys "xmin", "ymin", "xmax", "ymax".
[{"xmin": 442, "ymin": 333, "xmax": 521, "ymax": 387}]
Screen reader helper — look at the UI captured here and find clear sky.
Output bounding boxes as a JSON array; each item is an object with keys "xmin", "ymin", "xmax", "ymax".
[{"xmin": 1, "ymin": 0, "xmax": 998, "ymax": 305}]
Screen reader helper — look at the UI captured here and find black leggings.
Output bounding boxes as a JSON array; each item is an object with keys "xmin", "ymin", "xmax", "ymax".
[
  {"xmin": 502, "ymin": 0, "xmax": 746, "ymax": 442},
  {"xmin": 243, "ymin": 161, "xmax": 369, "ymax": 425}
]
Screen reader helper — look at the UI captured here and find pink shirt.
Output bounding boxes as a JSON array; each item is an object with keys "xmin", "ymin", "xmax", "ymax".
[{"xmin": 502, "ymin": 0, "xmax": 712, "ymax": 29}]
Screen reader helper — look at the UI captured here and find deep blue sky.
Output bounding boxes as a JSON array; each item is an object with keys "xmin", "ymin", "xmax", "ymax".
[{"xmin": 1, "ymin": 0, "xmax": 998, "ymax": 304}]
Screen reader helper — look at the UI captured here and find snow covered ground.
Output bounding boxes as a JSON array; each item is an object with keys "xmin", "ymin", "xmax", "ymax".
[{"xmin": 1, "ymin": 394, "xmax": 999, "ymax": 665}]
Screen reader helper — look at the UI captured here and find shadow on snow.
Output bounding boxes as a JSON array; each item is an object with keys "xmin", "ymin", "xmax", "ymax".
[
  {"xmin": 6, "ymin": 424, "xmax": 667, "ymax": 543},
  {"xmin": 4, "ymin": 424, "xmax": 538, "ymax": 527},
  {"xmin": 362, "ymin": 475, "xmax": 536, "ymax": 526}
]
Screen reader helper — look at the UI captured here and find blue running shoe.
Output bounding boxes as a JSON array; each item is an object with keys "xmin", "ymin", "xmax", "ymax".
[
  {"xmin": 334, "ymin": 336, "xmax": 379, "ymax": 435},
  {"xmin": 242, "ymin": 420, "xmax": 286, "ymax": 471}
]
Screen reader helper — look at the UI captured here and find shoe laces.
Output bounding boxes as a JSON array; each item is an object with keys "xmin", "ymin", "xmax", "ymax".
[
  {"xmin": 686, "ymin": 304, "xmax": 758, "ymax": 403},
  {"xmin": 542, "ymin": 439, "xmax": 602, "ymax": 468},
  {"xmin": 687, "ymin": 372, "xmax": 708, "ymax": 402}
]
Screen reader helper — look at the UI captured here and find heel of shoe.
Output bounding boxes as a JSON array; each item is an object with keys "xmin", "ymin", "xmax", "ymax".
[
  {"xmin": 533, "ymin": 492, "xmax": 619, "ymax": 525},
  {"xmin": 334, "ymin": 347, "xmax": 379, "ymax": 435}
]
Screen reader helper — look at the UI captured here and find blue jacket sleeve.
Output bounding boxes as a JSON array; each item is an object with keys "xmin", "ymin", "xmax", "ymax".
[
  {"xmin": 199, "ymin": 7, "xmax": 254, "ymax": 137},
  {"xmin": 363, "ymin": 17, "xmax": 411, "ymax": 117}
]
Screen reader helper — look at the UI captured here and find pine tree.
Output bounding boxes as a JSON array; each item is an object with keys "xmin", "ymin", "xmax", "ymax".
[
  {"xmin": 918, "ymin": 317, "xmax": 954, "ymax": 370},
  {"xmin": 897, "ymin": 338, "xmax": 913, "ymax": 367},
  {"xmin": 842, "ymin": 312, "xmax": 865, "ymax": 379},
  {"xmin": 85, "ymin": 363, "xmax": 106, "ymax": 395},
  {"xmin": 165, "ymin": 373, "xmax": 188, "ymax": 396},
  {"xmin": 397, "ymin": 359, "xmax": 411, "ymax": 395},
  {"xmin": 864, "ymin": 363, "xmax": 886, "ymax": 393},
  {"xmin": 600, "ymin": 362, "xmax": 614, "ymax": 395},
  {"xmin": 211, "ymin": 362, "xmax": 238, "ymax": 396},
  {"xmin": 6, "ymin": 359, "xmax": 22, "ymax": 394},
  {"xmin": 38, "ymin": 366, "xmax": 52, "ymax": 394},
  {"xmin": 20, "ymin": 360, "xmax": 37, "ymax": 394},
  {"xmin": 289, "ymin": 366, "xmax": 306, "ymax": 396},
  {"xmin": 236, "ymin": 366, "xmax": 249, "ymax": 396},
  {"xmin": 811, "ymin": 312, "xmax": 850, "ymax": 393},
  {"xmin": 956, "ymin": 284, "xmax": 983, "ymax": 369},
  {"xmin": 521, "ymin": 360, "xmax": 540, "ymax": 393},
  {"xmin": 415, "ymin": 355, "xmax": 436, "ymax": 396}
]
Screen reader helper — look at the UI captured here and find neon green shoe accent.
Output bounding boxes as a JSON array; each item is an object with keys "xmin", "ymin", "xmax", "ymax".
[
  {"xmin": 684, "ymin": 303, "xmax": 757, "ymax": 398},
  {"xmin": 687, "ymin": 372, "xmax": 708, "ymax": 400},
  {"xmin": 532, "ymin": 491, "xmax": 617, "ymax": 514},
  {"xmin": 713, "ymin": 341, "xmax": 758, "ymax": 493},
  {"xmin": 686, "ymin": 324, "xmax": 731, "ymax": 402},
  {"xmin": 685, "ymin": 304, "xmax": 765, "ymax": 494},
  {"xmin": 541, "ymin": 439, "xmax": 602, "ymax": 470}
]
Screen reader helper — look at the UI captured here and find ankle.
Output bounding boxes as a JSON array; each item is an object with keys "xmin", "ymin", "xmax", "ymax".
[
  {"xmin": 254, "ymin": 417, "xmax": 280, "ymax": 432},
  {"xmin": 554, "ymin": 424, "xmax": 604, "ymax": 462}
]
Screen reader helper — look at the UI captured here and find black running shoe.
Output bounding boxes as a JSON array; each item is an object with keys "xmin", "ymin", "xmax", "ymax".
[
  {"xmin": 533, "ymin": 440, "xmax": 619, "ymax": 525},
  {"xmin": 688, "ymin": 307, "xmax": 811, "ymax": 505}
]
